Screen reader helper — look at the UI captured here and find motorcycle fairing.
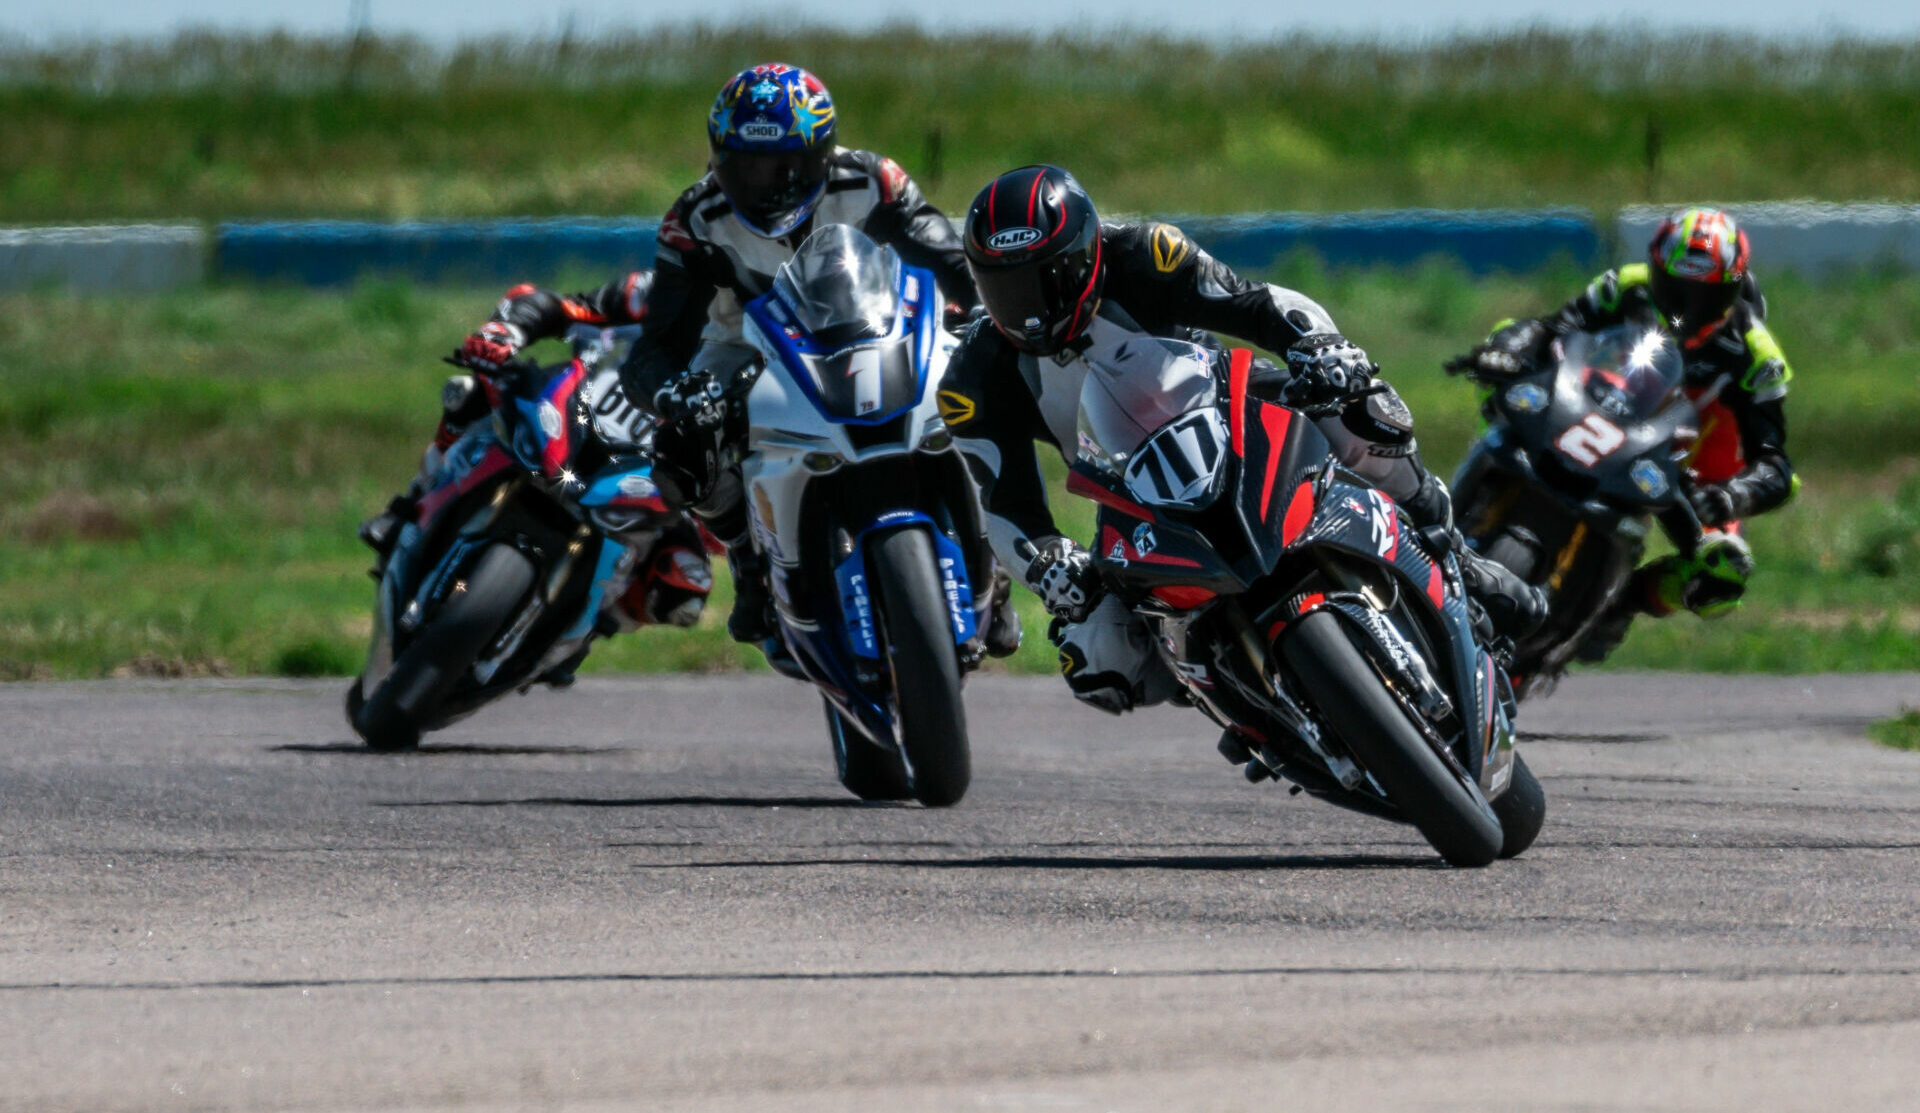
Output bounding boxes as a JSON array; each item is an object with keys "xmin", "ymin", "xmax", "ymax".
[
  {"xmin": 576, "ymin": 458, "xmax": 668, "ymax": 513},
  {"xmin": 415, "ymin": 442, "xmax": 515, "ymax": 529},
  {"xmin": 560, "ymin": 536, "xmax": 631, "ymax": 641},
  {"xmin": 743, "ymin": 264, "xmax": 938, "ymax": 427},
  {"xmin": 507, "ymin": 358, "xmax": 591, "ymax": 480}
]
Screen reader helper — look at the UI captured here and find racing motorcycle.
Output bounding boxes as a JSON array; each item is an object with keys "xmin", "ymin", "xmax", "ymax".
[
  {"xmin": 1447, "ymin": 324, "xmax": 1704, "ymax": 698},
  {"xmin": 1068, "ymin": 341, "xmax": 1544, "ymax": 866},
  {"xmin": 347, "ymin": 329, "xmax": 705, "ymax": 750},
  {"xmin": 719, "ymin": 224, "xmax": 996, "ymax": 807}
]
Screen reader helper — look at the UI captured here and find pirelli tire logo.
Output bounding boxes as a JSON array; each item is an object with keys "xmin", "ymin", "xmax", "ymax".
[
  {"xmin": 937, "ymin": 389, "xmax": 976, "ymax": 427},
  {"xmin": 1150, "ymin": 223, "xmax": 1193, "ymax": 273}
]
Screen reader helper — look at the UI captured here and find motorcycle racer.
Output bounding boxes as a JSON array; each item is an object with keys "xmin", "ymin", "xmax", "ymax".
[
  {"xmin": 612, "ymin": 62, "xmax": 1019, "ymax": 657},
  {"xmin": 943, "ymin": 164, "xmax": 1545, "ymax": 714},
  {"xmin": 1448, "ymin": 206, "xmax": 1796, "ymax": 652},
  {"xmin": 355, "ymin": 271, "xmax": 714, "ymax": 644}
]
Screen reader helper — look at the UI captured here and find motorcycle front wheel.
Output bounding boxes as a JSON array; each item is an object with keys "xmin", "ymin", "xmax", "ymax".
[
  {"xmin": 351, "ymin": 543, "xmax": 536, "ymax": 751},
  {"xmin": 868, "ymin": 526, "xmax": 971, "ymax": 807},
  {"xmin": 825, "ymin": 697, "xmax": 914, "ymax": 802},
  {"xmin": 1280, "ymin": 610, "xmax": 1504, "ymax": 867}
]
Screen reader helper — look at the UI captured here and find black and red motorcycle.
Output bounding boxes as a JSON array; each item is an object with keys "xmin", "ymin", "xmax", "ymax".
[{"xmin": 1067, "ymin": 341, "xmax": 1544, "ymax": 866}]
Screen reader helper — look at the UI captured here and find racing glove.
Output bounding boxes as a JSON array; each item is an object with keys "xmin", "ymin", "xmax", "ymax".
[
  {"xmin": 1282, "ymin": 333, "xmax": 1378, "ymax": 409},
  {"xmin": 1686, "ymin": 481, "xmax": 1740, "ymax": 530},
  {"xmin": 651, "ymin": 367, "xmax": 727, "ymax": 429},
  {"xmin": 1022, "ymin": 537, "xmax": 1103, "ymax": 623},
  {"xmin": 1652, "ymin": 533, "xmax": 1755, "ymax": 619},
  {"xmin": 455, "ymin": 321, "xmax": 524, "ymax": 373},
  {"xmin": 1444, "ymin": 319, "xmax": 1549, "ymax": 381}
]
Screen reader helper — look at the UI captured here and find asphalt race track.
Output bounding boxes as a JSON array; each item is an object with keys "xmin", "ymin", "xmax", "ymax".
[{"xmin": 3, "ymin": 672, "xmax": 1918, "ymax": 1112}]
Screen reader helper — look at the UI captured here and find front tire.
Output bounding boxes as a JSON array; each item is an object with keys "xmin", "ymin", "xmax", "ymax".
[
  {"xmin": 352, "ymin": 543, "xmax": 536, "ymax": 751},
  {"xmin": 826, "ymin": 698, "xmax": 913, "ymax": 801},
  {"xmin": 1493, "ymin": 753, "xmax": 1546, "ymax": 859},
  {"xmin": 868, "ymin": 527, "xmax": 971, "ymax": 807},
  {"xmin": 1280, "ymin": 610, "xmax": 1503, "ymax": 867}
]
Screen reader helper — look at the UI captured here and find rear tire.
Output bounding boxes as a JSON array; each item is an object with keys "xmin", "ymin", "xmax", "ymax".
[
  {"xmin": 353, "ymin": 543, "xmax": 536, "ymax": 752},
  {"xmin": 1493, "ymin": 753, "xmax": 1547, "ymax": 859},
  {"xmin": 826, "ymin": 698, "xmax": 913, "ymax": 801},
  {"xmin": 868, "ymin": 527, "xmax": 971, "ymax": 807},
  {"xmin": 1280, "ymin": 610, "xmax": 1503, "ymax": 867}
]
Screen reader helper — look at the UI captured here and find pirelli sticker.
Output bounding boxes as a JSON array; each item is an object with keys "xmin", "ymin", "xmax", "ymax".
[
  {"xmin": 937, "ymin": 389, "xmax": 976, "ymax": 426},
  {"xmin": 1150, "ymin": 223, "xmax": 1192, "ymax": 273}
]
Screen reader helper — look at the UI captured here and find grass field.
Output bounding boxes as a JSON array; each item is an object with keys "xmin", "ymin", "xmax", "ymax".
[
  {"xmin": 3, "ymin": 31, "xmax": 1920, "ymax": 223},
  {"xmin": 3, "ymin": 263, "xmax": 1916, "ymax": 679}
]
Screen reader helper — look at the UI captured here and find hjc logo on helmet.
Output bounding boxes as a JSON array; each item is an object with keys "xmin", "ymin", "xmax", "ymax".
[{"xmin": 986, "ymin": 227, "xmax": 1044, "ymax": 251}]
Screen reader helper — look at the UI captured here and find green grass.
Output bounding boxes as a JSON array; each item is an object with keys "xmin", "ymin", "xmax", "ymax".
[
  {"xmin": 2, "ymin": 265, "xmax": 1917, "ymax": 678},
  {"xmin": 1870, "ymin": 711, "xmax": 1920, "ymax": 751},
  {"xmin": 3, "ymin": 30, "xmax": 1920, "ymax": 223}
]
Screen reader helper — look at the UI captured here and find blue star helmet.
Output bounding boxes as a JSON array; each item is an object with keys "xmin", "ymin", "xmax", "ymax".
[{"xmin": 707, "ymin": 64, "xmax": 839, "ymax": 238}]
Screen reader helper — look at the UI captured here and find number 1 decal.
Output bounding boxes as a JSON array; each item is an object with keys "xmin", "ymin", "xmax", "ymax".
[{"xmin": 1555, "ymin": 414, "xmax": 1626, "ymax": 466}]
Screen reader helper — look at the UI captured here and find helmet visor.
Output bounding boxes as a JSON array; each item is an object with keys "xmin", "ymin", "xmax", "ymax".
[
  {"xmin": 971, "ymin": 249, "xmax": 1097, "ymax": 356},
  {"xmin": 713, "ymin": 146, "xmax": 831, "ymax": 234},
  {"xmin": 1649, "ymin": 267, "xmax": 1741, "ymax": 340}
]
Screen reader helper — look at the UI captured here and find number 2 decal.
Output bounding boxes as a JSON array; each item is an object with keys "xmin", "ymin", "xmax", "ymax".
[{"xmin": 1555, "ymin": 414, "xmax": 1626, "ymax": 466}]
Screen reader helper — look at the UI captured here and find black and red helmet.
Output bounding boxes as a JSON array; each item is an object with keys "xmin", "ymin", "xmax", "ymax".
[
  {"xmin": 1647, "ymin": 207, "xmax": 1751, "ymax": 348},
  {"xmin": 962, "ymin": 165, "xmax": 1105, "ymax": 356}
]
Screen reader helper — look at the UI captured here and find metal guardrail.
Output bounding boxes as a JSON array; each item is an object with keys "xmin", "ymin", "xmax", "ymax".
[{"xmin": 0, "ymin": 224, "xmax": 205, "ymax": 292}]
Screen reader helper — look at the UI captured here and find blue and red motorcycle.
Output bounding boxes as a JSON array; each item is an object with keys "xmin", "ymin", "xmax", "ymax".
[
  {"xmin": 1068, "ymin": 344, "xmax": 1545, "ymax": 866},
  {"xmin": 348, "ymin": 333, "xmax": 707, "ymax": 750}
]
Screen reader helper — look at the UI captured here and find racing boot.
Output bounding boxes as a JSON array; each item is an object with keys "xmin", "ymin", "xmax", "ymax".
[
  {"xmin": 723, "ymin": 540, "xmax": 776, "ymax": 645},
  {"xmin": 984, "ymin": 567, "xmax": 1023, "ymax": 658},
  {"xmin": 358, "ymin": 489, "xmax": 420, "ymax": 579},
  {"xmin": 1402, "ymin": 472, "xmax": 1547, "ymax": 642}
]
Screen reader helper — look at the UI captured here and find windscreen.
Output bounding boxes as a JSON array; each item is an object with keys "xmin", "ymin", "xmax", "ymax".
[
  {"xmin": 1075, "ymin": 337, "xmax": 1219, "ymax": 472},
  {"xmin": 1559, "ymin": 326, "xmax": 1684, "ymax": 422},
  {"xmin": 771, "ymin": 224, "xmax": 901, "ymax": 347}
]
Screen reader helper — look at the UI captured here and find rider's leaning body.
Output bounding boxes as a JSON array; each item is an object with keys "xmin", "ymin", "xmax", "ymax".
[
  {"xmin": 943, "ymin": 165, "xmax": 1544, "ymax": 714},
  {"xmin": 1454, "ymin": 206, "xmax": 1795, "ymax": 632},
  {"xmin": 604, "ymin": 62, "xmax": 995, "ymax": 650}
]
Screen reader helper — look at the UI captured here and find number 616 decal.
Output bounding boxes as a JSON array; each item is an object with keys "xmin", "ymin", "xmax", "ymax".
[{"xmin": 1554, "ymin": 413, "xmax": 1626, "ymax": 466}]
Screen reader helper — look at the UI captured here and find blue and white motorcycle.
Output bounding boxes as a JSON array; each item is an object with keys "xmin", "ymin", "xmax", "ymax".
[{"xmin": 735, "ymin": 224, "xmax": 999, "ymax": 806}]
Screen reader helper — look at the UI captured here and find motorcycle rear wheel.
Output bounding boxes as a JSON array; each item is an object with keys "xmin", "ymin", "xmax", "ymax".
[
  {"xmin": 868, "ymin": 526, "xmax": 971, "ymax": 807},
  {"xmin": 1280, "ymin": 610, "xmax": 1503, "ymax": 867},
  {"xmin": 825, "ymin": 697, "xmax": 914, "ymax": 802},
  {"xmin": 352, "ymin": 543, "xmax": 536, "ymax": 752}
]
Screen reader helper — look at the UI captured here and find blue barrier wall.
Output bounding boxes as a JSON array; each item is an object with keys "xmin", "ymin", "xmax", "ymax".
[
  {"xmin": 213, "ymin": 209, "xmax": 1606, "ymax": 286},
  {"xmin": 215, "ymin": 218, "xmax": 659, "ymax": 286},
  {"xmin": 1177, "ymin": 209, "xmax": 1602, "ymax": 275}
]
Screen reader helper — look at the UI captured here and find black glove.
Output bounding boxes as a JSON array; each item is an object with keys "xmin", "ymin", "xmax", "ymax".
[
  {"xmin": 1686, "ymin": 481, "xmax": 1740, "ymax": 528},
  {"xmin": 1022, "ymin": 537, "xmax": 1103, "ymax": 623},
  {"xmin": 651, "ymin": 367, "xmax": 726, "ymax": 429},
  {"xmin": 1282, "ymin": 333, "xmax": 1377, "ymax": 409},
  {"xmin": 1445, "ymin": 319, "xmax": 1549, "ymax": 381}
]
